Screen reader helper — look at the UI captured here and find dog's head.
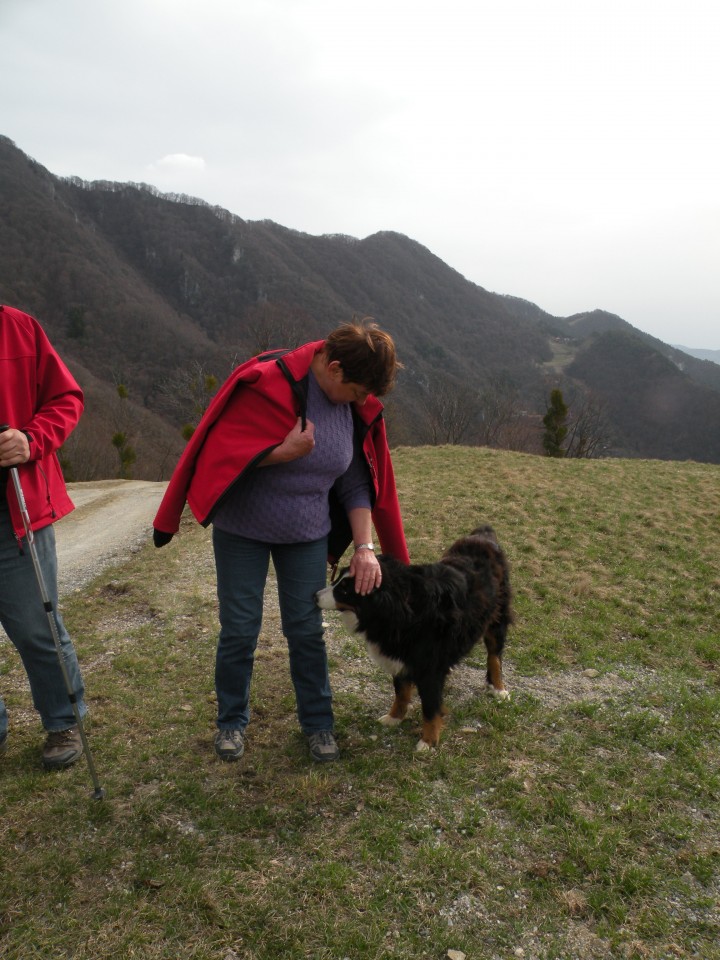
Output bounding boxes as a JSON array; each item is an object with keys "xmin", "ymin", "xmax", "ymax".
[
  {"xmin": 315, "ymin": 567, "xmax": 362, "ymax": 612},
  {"xmin": 315, "ymin": 557, "xmax": 413, "ymax": 633}
]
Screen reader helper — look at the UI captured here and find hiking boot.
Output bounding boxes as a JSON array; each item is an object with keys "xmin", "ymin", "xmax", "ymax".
[
  {"xmin": 214, "ymin": 728, "xmax": 245, "ymax": 761},
  {"xmin": 42, "ymin": 727, "xmax": 83, "ymax": 769},
  {"xmin": 307, "ymin": 730, "xmax": 339, "ymax": 763}
]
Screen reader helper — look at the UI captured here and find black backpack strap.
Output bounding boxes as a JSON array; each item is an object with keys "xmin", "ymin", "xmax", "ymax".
[{"xmin": 276, "ymin": 356, "xmax": 309, "ymax": 430}]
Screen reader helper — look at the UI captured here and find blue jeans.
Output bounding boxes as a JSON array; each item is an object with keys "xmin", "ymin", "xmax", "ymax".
[
  {"xmin": 213, "ymin": 528, "xmax": 332, "ymax": 734},
  {"xmin": 0, "ymin": 502, "xmax": 87, "ymax": 738}
]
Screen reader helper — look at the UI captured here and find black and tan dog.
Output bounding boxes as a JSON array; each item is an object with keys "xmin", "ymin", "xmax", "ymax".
[{"xmin": 316, "ymin": 525, "xmax": 512, "ymax": 751}]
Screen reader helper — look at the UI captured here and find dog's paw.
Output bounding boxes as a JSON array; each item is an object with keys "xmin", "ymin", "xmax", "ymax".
[
  {"xmin": 415, "ymin": 738, "xmax": 434, "ymax": 752},
  {"xmin": 486, "ymin": 684, "xmax": 510, "ymax": 700},
  {"xmin": 379, "ymin": 713, "xmax": 403, "ymax": 727}
]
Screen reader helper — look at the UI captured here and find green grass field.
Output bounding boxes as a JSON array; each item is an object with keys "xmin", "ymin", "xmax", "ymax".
[{"xmin": 1, "ymin": 447, "xmax": 719, "ymax": 959}]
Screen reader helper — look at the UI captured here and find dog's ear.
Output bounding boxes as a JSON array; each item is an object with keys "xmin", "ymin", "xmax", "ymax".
[{"xmin": 331, "ymin": 566, "xmax": 351, "ymax": 586}]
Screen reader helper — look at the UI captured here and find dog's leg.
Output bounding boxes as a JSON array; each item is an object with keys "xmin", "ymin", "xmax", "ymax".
[
  {"xmin": 484, "ymin": 623, "xmax": 510, "ymax": 700},
  {"xmin": 379, "ymin": 676, "xmax": 414, "ymax": 727},
  {"xmin": 415, "ymin": 678, "xmax": 446, "ymax": 751},
  {"xmin": 486, "ymin": 655, "xmax": 509, "ymax": 699},
  {"xmin": 417, "ymin": 712, "xmax": 446, "ymax": 751}
]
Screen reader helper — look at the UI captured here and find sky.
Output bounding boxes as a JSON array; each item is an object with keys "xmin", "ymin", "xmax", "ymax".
[{"xmin": 2, "ymin": 0, "xmax": 719, "ymax": 348}]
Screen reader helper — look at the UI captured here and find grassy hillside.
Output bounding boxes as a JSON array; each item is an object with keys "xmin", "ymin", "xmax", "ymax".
[{"xmin": 1, "ymin": 448, "xmax": 719, "ymax": 959}]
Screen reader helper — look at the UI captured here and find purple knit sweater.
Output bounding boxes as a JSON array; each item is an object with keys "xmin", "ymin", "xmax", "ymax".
[{"xmin": 212, "ymin": 371, "xmax": 372, "ymax": 543}]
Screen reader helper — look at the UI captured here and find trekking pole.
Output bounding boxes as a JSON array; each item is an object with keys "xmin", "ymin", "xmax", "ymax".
[{"xmin": 0, "ymin": 426, "xmax": 104, "ymax": 800}]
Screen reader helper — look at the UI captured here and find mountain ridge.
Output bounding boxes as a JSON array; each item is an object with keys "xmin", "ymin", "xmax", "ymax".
[
  {"xmin": 2, "ymin": 134, "xmax": 719, "ymax": 473},
  {"xmin": 673, "ymin": 345, "xmax": 720, "ymax": 365}
]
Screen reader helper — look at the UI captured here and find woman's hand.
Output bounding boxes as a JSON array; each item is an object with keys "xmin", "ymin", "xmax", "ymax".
[
  {"xmin": 349, "ymin": 546, "xmax": 382, "ymax": 596},
  {"xmin": 261, "ymin": 417, "xmax": 315, "ymax": 466}
]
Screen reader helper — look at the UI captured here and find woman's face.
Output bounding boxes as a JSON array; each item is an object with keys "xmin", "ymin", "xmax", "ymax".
[{"xmin": 324, "ymin": 361, "xmax": 370, "ymax": 406}]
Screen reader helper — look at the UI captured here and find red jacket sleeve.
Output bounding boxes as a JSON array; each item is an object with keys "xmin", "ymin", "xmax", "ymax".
[
  {"xmin": 26, "ymin": 321, "xmax": 84, "ymax": 459},
  {"xmin": 367, "ymin": 417, "xmax": 410, "ymax": 563}
]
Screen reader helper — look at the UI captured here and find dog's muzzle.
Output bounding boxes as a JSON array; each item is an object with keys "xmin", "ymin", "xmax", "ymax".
[{"xmin": 315, "ymin": 583, "xmax": 337, "ymax": 610}]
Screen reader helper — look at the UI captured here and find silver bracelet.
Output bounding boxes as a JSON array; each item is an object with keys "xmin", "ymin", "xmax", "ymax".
[{"xmin": 353, "ymin": 542, "xmax": 375, "ymax": 552}]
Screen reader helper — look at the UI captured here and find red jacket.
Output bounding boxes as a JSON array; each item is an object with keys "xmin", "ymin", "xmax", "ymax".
[
  {"xmin": 154, "ymin": 340, "xmax": 409, "ymax": 565},
  {"xmin": 0, "ymin": 305, "xmax": 84, "ymax": 537}
]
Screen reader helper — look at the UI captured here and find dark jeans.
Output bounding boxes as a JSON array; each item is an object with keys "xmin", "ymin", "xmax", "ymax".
[{"xmin": 212, "ymin": 528, "xmax": 332, "ymax": 734}]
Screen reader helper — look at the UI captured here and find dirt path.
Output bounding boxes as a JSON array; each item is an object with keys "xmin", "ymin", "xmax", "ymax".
[{"xmin": 55, "ymin": 479, "xmax": 168, "ymax": 597}]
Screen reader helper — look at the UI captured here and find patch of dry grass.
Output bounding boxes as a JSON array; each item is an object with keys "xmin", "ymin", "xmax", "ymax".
[{"xmin": 1, "ymin": 447, "xmax": 719, "ymax": 959}]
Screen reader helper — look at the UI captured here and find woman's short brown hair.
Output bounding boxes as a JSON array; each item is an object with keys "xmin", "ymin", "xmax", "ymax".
[{"xmin": 324, "ymin": 317, "xmax": 401, "ymax": 397}]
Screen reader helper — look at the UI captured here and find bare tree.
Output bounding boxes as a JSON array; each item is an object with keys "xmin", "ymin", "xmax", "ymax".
[
  {"xmin": 244, "ymin": 302, "xmax": 312, "ymax": 354},
  {"xmin": 60, "ymin": 419, "xmax": 116, "ymax": 481},
  {"xmin": 419, "ymin": 375, "xmax": 480, "ymax": 445},
  {"xmin": 157, "ymin": 361, "xmax": 220, "ymax": 437},
  {"xmin": 477, "ymin": 377, "xmax": 523, "ymax": 448},
  {"xmin": 565, "ymin": 390, "xmax": 613, "ymax": 458}
]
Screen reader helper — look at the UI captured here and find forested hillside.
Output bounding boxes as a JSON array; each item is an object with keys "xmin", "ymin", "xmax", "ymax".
[{"xmin": 2, "ymin": 134, "xmax": 719, "ymax": 476}]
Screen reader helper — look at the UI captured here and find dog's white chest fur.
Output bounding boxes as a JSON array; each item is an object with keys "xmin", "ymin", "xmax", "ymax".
[
  {"xmin": 336, "ymin": 611, "xmax": 404, "ymax": 676},
  {"xmin": 366, "ymin": 640, "xmax": 405, "ymax": 677},
  {"xmin": 338, "ymin": 609, "xmax": 360, "ymax": 634}
]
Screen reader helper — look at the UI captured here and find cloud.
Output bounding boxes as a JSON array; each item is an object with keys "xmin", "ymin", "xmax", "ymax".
[
  {"xmin": 149, "ymin": 153, "xmax": 206, "ymax": 173},
  {"xmin": 144, "ymin": 154, "xmax": 207, "ymax": 196},
  {"xmin": 3, "ymin": 0, "xmax": 719, "ymax": 346}
]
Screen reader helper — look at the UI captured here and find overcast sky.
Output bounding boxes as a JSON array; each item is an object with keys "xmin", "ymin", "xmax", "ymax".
[{"xmin": 2, "ymin": 0, "xmax": 718, "ymax": 348}]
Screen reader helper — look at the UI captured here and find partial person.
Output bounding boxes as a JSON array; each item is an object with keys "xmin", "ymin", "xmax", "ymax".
[
  {"xmin": 0, "ymin": 304, "xmax": 88, "ymax": 769},
  {"xmin": 153, "ymin": 318, "xmax": 409, "ymax": 763}
]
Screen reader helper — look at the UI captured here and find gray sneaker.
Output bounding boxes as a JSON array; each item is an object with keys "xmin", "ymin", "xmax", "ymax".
[
  {"xmin": 42, "ymin": 727, "xmax": 83, "ymax": 769},
  {"xmin": 307, "ymin": 730, "xmax": 339, "ymax": 763},
  {"xmin": 214, "ymin": 728, "xmax": 245, "ymax": 761}
]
